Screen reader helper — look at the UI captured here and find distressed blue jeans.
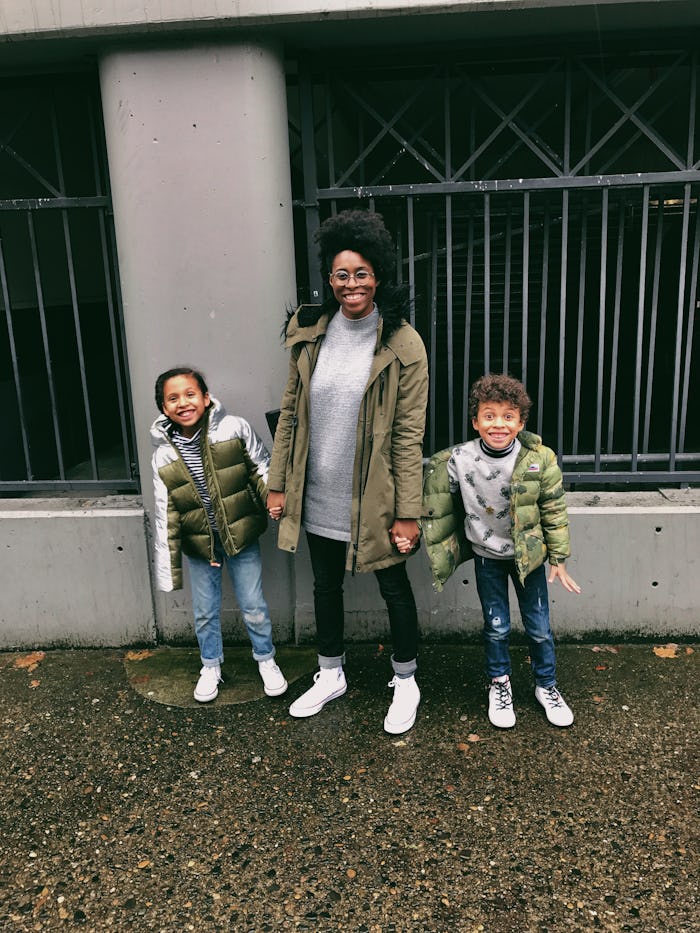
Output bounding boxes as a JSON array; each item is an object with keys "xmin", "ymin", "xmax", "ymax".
[
  {"xmin": 473, "ymin": 556, "xmax": 557, "ymax": 687},
  {"xmin": 185, "ymin": 538, "xmax": 275, "ymax": 667}
]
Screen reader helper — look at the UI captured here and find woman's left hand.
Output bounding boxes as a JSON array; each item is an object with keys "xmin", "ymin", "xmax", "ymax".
[{"xmin": 390, "ymin": 519, "xmax": 420, "ymax": 553}]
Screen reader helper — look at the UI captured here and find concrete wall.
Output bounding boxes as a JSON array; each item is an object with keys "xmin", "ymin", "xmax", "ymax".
[
  {"xmin": 98, "ymin": 40, "xmax": 297, "ymax": 645},
  {"xmin": 291, "ymin": 493, "xmax": 700, "ymax": 644},
  {"xmin": 0, "ymin": 498, "xmax": 154, "ymax": 649}
]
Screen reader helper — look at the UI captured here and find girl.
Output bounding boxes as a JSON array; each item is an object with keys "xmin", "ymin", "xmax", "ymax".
[{"xmin": 151, "ymin": 367, "xmax": 287, "ymax": 702}]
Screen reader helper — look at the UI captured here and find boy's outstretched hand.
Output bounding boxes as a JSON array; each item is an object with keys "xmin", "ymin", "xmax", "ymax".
[{"xmin": 548, "ymin": 563, "xmax": 581, "ymax": 594}]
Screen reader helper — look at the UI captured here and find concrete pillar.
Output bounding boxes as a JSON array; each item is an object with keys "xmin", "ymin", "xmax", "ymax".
[{"xmin": 99, "ymin": 41, "xmax": 296, "ymax": 643}]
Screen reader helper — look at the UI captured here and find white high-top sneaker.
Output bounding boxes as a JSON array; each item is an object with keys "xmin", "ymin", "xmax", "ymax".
[
  {"xmin": 383, "ymin": 675, "xmax": 421, "ymax": 734},
  {"xmin": 289, "ymin": 667, "xmax": 347, "ymax": 717}
]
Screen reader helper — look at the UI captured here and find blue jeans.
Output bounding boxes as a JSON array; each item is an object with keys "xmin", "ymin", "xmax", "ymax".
[
  {"xmin": 473, "ymin": 556, "xmax": 557, "ymax": 687},
  {"xmin": 185, "ymin": 538, "xmax": 275, "ymax": 667}
]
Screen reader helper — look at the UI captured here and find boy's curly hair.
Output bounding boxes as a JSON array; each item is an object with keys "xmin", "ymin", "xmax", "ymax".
[
  {"xmin": 316, "ymin": 209, "xmax": 396, "ymax": 284},
  {"xmin": 468, "ymin": 373, "xmax": 532, "ymax": 423}
]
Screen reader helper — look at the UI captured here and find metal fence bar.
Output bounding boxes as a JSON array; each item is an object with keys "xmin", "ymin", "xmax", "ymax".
[
  {"xmin": 572, "ymin": 202, "xmax": 588, "ymax": 456},
  {"xmin": 557, "ymin": 189, "xmax": 569, "ymax": 459},
  {"xmin": 679, "ymin": 198, "xmax": 700, "ymax": 451},
  {"xmin": 595, "ymin": 188, "xmax": 609, "ymax": 473},
  {"xmin": 429, "ymin": 221, "xmax": 438, "ymax": 453},
  {"xmin": 407, "ymin": 196, "xmax": 416, "ymax": 326},
  {"xmin": 315, "ymin": 170, "xmax": 700, "ymax": 200},
  {"xmin": 607, "ymin": 198, "xmax": 625, "ymax": 453},
  {"xmin": 631, "ymin": 187, "xmax": 650, "ymax": 470},
  {"xmin": 483, "ymin": 193, "xmax": 491, "ymax": 372},
  {"xmin": 536, "ymin": 202, "xmax": 549, "ymax": 433},
  {"xmin": 0, "ymin": 237, "xmax": 32, "ymax": 478},
  {"xmin": 521, "ymin": 192, "xmax": 529, "ymax": 387},
  {"xmin": 462, "ymin": 212, "xmax": 474, "ymax": 440},
  {"xmin": 643, "ymin": 199, "xmax": 664, "ymax": 452},
  {"xmin": 27, "ymin": 210, "xmax": 65, "ymax": 479},
  {"xmin": 668, "ymin": 185, "xmax": 692, "ymax": 470},
  {"xmin": 445, "ymin": 195, "xmax": 454, "ymax": 445},
  {"xmin": 502, "ymin": 208, "xmax": 512, "ymax": 369}
]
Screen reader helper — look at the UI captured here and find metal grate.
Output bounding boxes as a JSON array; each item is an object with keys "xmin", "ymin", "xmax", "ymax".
[
  {"xmin": 288, "ymin": 46, "xmax": 700, "ymax": 485},
  {"xmin": 0, "ymin": 72, "xmax": 137, "ymax": 493}
]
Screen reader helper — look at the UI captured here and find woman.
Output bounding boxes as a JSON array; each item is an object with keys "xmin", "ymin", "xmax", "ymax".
[{"xmin": 267, "ymin": 209, "xmax": 428, "ymax": 734}]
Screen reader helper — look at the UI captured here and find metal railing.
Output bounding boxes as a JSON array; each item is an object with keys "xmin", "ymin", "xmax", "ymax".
[
  {"xmin": 0, "ymin": 71, "xmax": 137, "ymax": 493},
  {"xmin": 289, "ymin": 45, "xmax": 700, "ymax": 484}
]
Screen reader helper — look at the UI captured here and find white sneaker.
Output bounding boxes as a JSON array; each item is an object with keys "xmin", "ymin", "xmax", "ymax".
[
  {"xmin": 258, "ymin": 658, "xmax": 288, "ymax": 697},
  {"xmin": 194, "ymin": 665, "xmax": 222, "ymax": 703},
  {"xmin": 289, "ymin": 667, "xmax": 347, "ymax": 718},
  {"xmin": 488, "ymin": 675, "xmax": 516, "ymax": 728},
  {"xmin": 535, "ymin": 684, "xmax": 574, "ymax": 727},
  {"xmin": 384, "ymin": 675, "xmax": 420, "ymax": 734}
]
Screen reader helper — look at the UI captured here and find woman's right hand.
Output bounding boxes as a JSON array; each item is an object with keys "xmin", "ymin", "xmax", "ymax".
[{"xmin": 267, "ymin": 490, "xmax": 285, "ymax": 521}]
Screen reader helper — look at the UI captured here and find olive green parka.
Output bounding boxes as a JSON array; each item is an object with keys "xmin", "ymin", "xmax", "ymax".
[
  {"xmin": 268, "ymin": 296, "xmax": 429, "ymax": 574},
  {"xmin": 421, "ymin": 430, "xmax": 571, "ymax": 589}
]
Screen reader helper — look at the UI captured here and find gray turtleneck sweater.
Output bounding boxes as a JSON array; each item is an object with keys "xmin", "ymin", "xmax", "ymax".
[{"xmin": 303, "ymin": 306, "xmax": 379, "ymax": 541}]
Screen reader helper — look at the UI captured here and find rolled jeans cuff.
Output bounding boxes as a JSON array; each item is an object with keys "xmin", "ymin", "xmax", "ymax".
[
  {"xmin": 318, "ymin": 653, "xmax": 345, "ymax": 670},
  {"xmin": 391, "ymin": 655, "xmax": 417, "ymax": 678}
]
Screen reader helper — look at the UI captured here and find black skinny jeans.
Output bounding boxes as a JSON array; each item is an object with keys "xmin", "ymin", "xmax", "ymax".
[{"xmin": 306, "ymin": 532, "xmax": 418, "ymax": 672}]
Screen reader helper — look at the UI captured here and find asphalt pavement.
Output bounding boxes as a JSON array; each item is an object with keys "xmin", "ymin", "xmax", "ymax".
[{"xmin": 0, "ymin": 640, "xmax": 697, "ymax": 932}]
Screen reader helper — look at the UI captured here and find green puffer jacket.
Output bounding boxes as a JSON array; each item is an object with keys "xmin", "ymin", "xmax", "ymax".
[
  {"xmin": 268, "ymin": 293, "xmax": 428, "ymax": 574},
  {"xmin": 151, "ymin": 398, "xmax": 270, "ymax": 591},
  {"xmin": 421, "ymin": 430, "xmax": 571, "ymax": 589}
]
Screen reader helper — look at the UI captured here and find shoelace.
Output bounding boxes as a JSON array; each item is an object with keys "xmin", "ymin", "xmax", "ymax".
[
  {"xmin": 492, "ymin": 681, "xmax": 513, "ymax": 710},
  {"xmin": 541, "ymin": 686, "xmax": 564, "ymax": 707}
]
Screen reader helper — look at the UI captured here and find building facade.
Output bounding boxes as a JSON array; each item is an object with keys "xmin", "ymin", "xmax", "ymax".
[{"xmin": 1, "ymin": 1, "xmax": 699, "ymax": 648}]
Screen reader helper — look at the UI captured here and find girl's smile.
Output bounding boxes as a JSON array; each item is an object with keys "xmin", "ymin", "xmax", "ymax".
[{"xmin": 161, "ymin": 374, "xmax": 210, "ymax": 438}]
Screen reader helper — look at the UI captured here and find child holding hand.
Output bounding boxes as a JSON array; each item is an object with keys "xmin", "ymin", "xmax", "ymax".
[
  {"xmin": 151, "ymin": 367, "xmax": 287, "ymax": 703},
  {"xmin": 422, "ymin": 374, "xmax": 580, "ymax": 729}
]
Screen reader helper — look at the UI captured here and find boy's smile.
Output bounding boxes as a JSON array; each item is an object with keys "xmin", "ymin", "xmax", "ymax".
[
  {"xmin": 472, "ymin": 400, "xmax": 524, "ymax": 450},
  {"xmin": 161, "ymin": 374, "xmax": 210, "ymax": 438}
]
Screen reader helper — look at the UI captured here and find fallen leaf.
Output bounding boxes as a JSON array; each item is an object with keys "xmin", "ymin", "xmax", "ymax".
[
  {"xmin": 346, "ymin": 868, "xmax": 357, "ymax": 879},
  {"xmin": 595, "ymin": 664, "xmax": 608, "ymax": 671},
  {"xmin": 456, "ymin": 742, "xmax": 470, "ymax": 752},
  {"xmin": 591, "ymin": 646, "xmax": 619, "ymax": 654},
  {"xmin": 467, "ymin": 733, "xmax": 481, "ymax": 743},
  {"xmin": 125, "ymin": 649, "xmax": 153, "ymax": 661},
  {"xmin": 29, "ymin": 680, "xmax": 40, "ymax": 689},
  {"xmin": 593, "ymin": 695, "xmax": 606, "ymax": 703},
  {"xmin": 13, "ymin": 652, "xmax": 45, "ymax": 673},
  {"xmin": 137, "ymin": 859, "xmax": 152, "ymax": 869},
  {"xmin": 653, "ymin": 644, "xmax": 680, "ymax": 659}
]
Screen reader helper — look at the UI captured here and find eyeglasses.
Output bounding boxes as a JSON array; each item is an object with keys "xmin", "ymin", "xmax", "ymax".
[{"xmin": 329, "ymin": 270, "xmax": 375, "ymax": 284}]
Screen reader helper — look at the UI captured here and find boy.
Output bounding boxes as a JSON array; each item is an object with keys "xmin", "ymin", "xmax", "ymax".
[{"xmin": 421, "ymin": 374, "xmax": 580, "ymax": 728}]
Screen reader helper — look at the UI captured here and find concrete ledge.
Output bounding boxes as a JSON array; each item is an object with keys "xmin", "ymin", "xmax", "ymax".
[
  {"xmin": 292, "ymin": 492, "xmax": 700, "ymax": 642},
  {"xmin": 0, "ymin": 497, "xmax": 155, "ymax": 650}
]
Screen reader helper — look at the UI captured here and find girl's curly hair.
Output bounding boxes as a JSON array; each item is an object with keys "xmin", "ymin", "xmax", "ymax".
[
  {"xmin": 154, "ymin": 367, "xmax": 209, "ymax": 413},
  {"xmin": 468, "ymin": 374, "xmax": 532, "ymax": 423},
  {"xmin": 316, "ymin": 209, "xmax": 396, "ymax": 286}
]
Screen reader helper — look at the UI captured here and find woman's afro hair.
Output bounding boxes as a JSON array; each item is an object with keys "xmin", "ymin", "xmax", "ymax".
[{"xmin": 315, "ymin": 209, "xmax": 396, "ymax": 282}]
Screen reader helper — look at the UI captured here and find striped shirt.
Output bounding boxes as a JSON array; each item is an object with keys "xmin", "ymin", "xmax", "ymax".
[{"xmin": 171, "ymin": 428, "xmax": 218, "ymax": 531}]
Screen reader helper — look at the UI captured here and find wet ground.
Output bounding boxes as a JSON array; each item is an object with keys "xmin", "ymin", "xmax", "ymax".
[{"xmin": 0, "ymin": 642, "xmax": 697, "ymax": 932}]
